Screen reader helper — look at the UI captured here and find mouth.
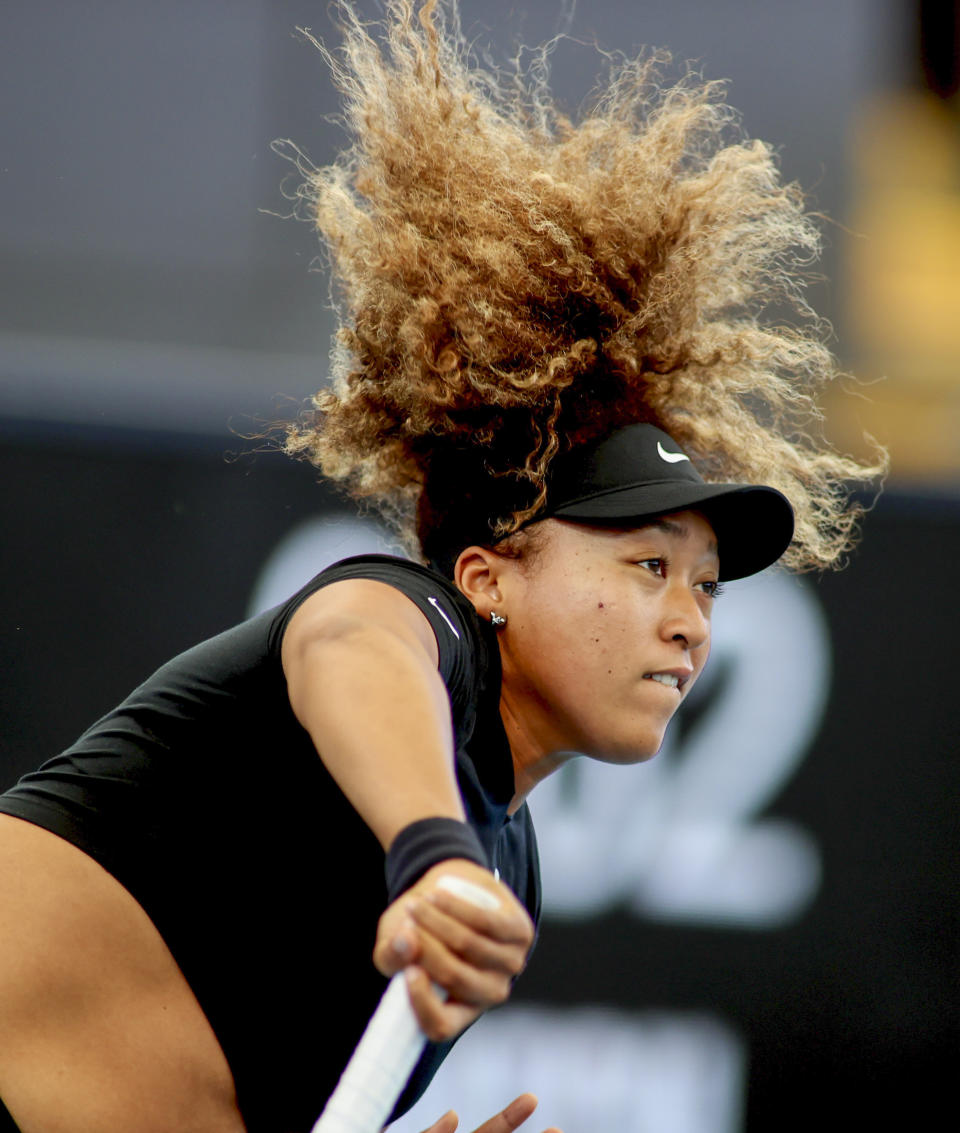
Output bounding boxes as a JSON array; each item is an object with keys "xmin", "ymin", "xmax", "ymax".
[{"xmin": 642, "ymin": 670, "xmax": 689, "ymax": 692}]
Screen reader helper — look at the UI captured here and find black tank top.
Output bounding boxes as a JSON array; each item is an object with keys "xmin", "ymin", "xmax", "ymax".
[{"xmin": 0, "ymin": 555, "xmax": 540, "ymax": 1132}]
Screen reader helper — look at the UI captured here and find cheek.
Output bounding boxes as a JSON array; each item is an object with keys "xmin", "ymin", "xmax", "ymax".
[
  {"xmin": 589, "ymin": 593, "xmax": 655, "ymax": 650},
  {"xmin": 521, "ymin": 604, "xmax": 603, "ymax": 669},
  {"xmin": 559, "ymin": 595, "xmax": 654, "ymax": 690},
  {"xmin": 510, "ymin": 585, "xmax": 618, "ymax": 689}
]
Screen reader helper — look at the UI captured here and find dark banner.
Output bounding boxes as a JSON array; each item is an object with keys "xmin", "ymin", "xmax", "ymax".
[{"xmin": 1, "ymin": 422, "xmax": 955, "ymax": 1131}]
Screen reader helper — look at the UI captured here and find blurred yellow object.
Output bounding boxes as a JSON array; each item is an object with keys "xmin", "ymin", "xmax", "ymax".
[{"xmin": 839, "ymin": 91, "xmax": 960, "ymax": 475}]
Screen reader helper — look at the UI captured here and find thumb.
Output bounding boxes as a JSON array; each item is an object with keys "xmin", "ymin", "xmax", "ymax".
[
  {"xmin": 418, "ymin": 1109, "xmax": 459, "ymax": 1133},
  {"xmin": 473, "ymin": 1093, "xmax": 539, "ymax": 1133},
  {"xmin": 501, "ymin": 1094, "xmax": 538, "ymax": 1130},
  {"xmin": 391, "ymin": 917, "xmax": 419, "ymax": 962},
  {"xmin": 375, "ymin": 915, "xmax": 419, "ymax": 975}
]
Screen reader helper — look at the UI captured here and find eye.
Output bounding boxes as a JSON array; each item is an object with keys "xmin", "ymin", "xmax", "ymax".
[
  {"xmin": 697, "ymin": 579, "xmax": 725, "ymax": 599},
  {"xmin": 636, "ymin": 558, "xmax": 667, "ymax": 577}
]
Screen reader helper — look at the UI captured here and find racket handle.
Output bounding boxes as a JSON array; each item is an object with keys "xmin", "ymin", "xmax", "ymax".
[
  {"xmin": 312, "ymin": 971, "xmax": 426, "ymax": 1133},
  {"xmin": 311, "ymin": 875, "xmax": 500, "ymax": 1133}
]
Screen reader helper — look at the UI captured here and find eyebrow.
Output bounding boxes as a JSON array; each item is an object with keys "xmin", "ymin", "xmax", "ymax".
[{"xmin": 643, "ymin": 517, "xmax": 719, "ymax": 557}]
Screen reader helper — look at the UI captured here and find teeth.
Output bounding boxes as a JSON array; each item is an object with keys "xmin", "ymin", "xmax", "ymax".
[{"xmin": 645, "ymin": 673, "xmax": 679, "ymax": 688}]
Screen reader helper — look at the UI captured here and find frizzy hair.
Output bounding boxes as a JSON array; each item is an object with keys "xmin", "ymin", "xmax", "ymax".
[{"xmin": 284, "ymin": 0, "xmax": 886, "ymax": 571}]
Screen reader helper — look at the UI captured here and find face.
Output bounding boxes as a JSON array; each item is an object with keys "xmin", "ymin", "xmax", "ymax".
[{"xmin": 479, "ymin": 510, "xmax": 720, "ymax": 764}]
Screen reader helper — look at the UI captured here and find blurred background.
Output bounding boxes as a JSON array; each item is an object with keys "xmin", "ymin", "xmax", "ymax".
[{"xmin": 1, "ymin": 1, "xmax": 956, "ymax": 1130}]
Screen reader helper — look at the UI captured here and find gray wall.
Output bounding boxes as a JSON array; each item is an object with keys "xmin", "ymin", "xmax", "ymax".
[{"xmin": 1, "ymin": 0, "xmax": 902, "ymax": 434}]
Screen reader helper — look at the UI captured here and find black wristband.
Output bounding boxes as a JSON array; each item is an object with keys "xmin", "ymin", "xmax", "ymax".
[{"xmin": 385, "ymin": 817, "xmax": 490, "ymax": 904}]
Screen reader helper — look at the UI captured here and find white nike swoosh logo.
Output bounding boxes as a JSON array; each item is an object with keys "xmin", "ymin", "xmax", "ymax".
[
  {"xmin": 657, "ymin": 441, "xmax": 691, "ymax": 464},
  {"xmin": 428, "ymin": 596, "xmax": 460, "ymax": 639}
]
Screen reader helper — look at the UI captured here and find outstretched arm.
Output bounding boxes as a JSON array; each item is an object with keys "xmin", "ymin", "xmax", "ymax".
[
  {"xmin": 282, "ymin": 577, "xmax": 464, "ymax": 850},
  {"xmin": 281, "ymin": 578, "xmax": 532, "ymax": 1040}
]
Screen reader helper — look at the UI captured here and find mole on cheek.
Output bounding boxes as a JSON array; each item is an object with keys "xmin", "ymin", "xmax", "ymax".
[{"xmin": 597, "ymin": 601, "xmax": 605, "ymax": 609}]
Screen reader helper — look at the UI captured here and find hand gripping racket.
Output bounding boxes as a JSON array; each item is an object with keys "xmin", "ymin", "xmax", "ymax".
[{"xmin": 311, "ymin": 875, "xmax": 501, "ymax": 1133}]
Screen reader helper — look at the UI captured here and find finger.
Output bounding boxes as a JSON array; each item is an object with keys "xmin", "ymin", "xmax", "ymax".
[
  {"xmin": 407, "ymin": 898, "xmax": 527, "ymax": 977},
  {"xmin": 414, "ymin": 926, "xmax": 512, "ymax": 1007},
  {"xmin": 425, "ymin": 886, "xmax": 534, "ymax": 948},
  {"xmin": 472, "ymin": 1093, "xmax": 539, "ymax": 1133},
  {"xmin": 372, "ymin": 915, "xmax": 421, "ymax": 976},
  {"xmin": 405, "ymin": 965, "xmax": 483, "ymax": 1042},
  {"xmin": 419, "ymin": 1110, "xmax": 459, "ymax": 1133}
]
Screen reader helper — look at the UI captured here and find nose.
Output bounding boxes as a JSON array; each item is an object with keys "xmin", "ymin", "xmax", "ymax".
[{"xmin": 660, "ymin": 584, "xmax": 710, "ymax": 651}]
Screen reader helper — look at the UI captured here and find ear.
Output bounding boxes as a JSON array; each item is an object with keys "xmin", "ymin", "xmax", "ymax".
[{"xmin": 453, "ymin": 545, "xmax": 507, "ymax": 621}]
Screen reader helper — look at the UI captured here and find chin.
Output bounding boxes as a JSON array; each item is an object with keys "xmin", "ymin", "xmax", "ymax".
[{"xmin": 586, "ymin": 732, "xmax": 665, "ymax": 765}]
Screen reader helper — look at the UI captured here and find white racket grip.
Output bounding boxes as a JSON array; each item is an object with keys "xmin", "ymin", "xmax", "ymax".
[
  {"xmin": 311, "ymin": 875, "xmax": 500, "ymax": 1133},
  {"xmin": 312, "ymin": 971, "xmax": 426, "ymax": 1133}
]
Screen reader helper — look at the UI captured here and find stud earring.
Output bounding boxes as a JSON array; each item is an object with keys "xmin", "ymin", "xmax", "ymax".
[{"xmin": 489, "ymin": 611, "xmax": 507, "ymax": 629}]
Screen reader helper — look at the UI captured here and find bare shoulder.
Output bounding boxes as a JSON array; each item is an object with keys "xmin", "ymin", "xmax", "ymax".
[{"xmin": 281, "ymin": 577, "xmax": 441, "ymax": 672}]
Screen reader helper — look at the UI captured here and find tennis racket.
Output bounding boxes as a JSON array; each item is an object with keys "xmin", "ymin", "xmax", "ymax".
[{"xmin": 311, "ymin": 874, "xmax": 501, "ymax": 1133}]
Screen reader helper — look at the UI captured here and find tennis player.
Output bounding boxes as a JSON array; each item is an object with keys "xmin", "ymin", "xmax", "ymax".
[{"xmin": 0, "ymin": 2, "xmax": 883, "ymax": 1131}]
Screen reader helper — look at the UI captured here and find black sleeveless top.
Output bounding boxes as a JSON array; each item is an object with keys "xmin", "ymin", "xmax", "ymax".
[{"xmin": 0, "ymin": 555, "xmax": 540, "ymax": 1132}]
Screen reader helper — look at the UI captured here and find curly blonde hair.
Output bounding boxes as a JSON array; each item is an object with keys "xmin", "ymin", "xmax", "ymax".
[{"xmin": 285, "ymin": 0, "xmax": 885, "ymax": 571}]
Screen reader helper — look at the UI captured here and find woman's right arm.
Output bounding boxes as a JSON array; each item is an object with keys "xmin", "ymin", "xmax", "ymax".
[
  {"xmin": 280, "ymin": 579, "xmax": 533, "ymax": 1041},
  {"xmin": 282, "ymin": 578, "xmax": 466, "ymax": 851}
]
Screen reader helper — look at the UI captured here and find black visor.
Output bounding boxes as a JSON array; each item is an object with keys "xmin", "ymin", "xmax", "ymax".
[{"xmin": 540, "ymin": 423, "xmax": 794, "ymax": 581}]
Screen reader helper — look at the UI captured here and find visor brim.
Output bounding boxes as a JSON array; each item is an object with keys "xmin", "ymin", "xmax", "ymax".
[{"xmin": 550, "ymin": 482, "xmax": 794, "ymax": 580}]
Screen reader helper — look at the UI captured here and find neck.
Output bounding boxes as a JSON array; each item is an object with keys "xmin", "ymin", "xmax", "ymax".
[{"xmin": 498, "ymin": 688, "xmax": 578, "ymax": 814}]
